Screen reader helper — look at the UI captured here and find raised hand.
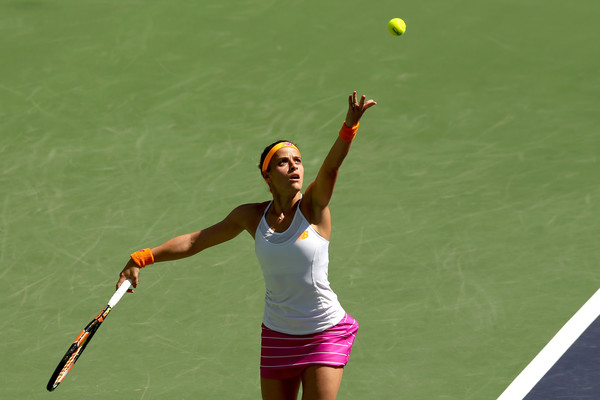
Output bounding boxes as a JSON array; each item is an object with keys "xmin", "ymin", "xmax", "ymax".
[{"xmin": 344, "ymin": 91, "xmax": 377, "ymax": 127}]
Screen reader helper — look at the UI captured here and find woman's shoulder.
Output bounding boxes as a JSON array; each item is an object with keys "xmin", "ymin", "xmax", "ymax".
[
  {"xmin": 233, "ymin": 201, "xmax": 270, "ymax": 215},
  {"xmin": 229, "ymin": 201, "xmax": 269, "ymax": 225},
  {"xmin": 228, "ymin": 201, "xmax": 270, "ymax": 233}
]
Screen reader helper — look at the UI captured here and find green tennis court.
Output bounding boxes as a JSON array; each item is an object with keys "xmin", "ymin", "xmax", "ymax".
[{"xmin": 1, "ymin": 0, "xmax": 598, "ymax": 398}]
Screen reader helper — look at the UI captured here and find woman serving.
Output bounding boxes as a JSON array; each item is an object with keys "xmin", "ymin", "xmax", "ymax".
[{"xmin": 117, "ymin": 91, "xmax": 376, "ymax": 400}]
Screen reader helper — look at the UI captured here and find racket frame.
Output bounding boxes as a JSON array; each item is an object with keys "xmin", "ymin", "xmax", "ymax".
[{"xmin": 46, "ymin": 280, "xmax": 131, "ymax": 392}]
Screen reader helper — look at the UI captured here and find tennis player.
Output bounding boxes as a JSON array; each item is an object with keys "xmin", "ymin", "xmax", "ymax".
[{"xmin": 117, "ymin": 91, "xmax": 376, "ymax": 400}]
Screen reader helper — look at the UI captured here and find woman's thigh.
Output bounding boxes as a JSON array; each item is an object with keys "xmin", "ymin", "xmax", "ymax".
[
  {"xmin": 300, "ymin": 365, "xmax": 344, "ymax": 400},
  {"xmin": 261, "ymin": 376, "xmax": 302, "ymax": 400}
]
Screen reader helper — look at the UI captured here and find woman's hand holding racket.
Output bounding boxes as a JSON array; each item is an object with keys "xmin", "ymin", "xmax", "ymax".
[{"xmin": 117, "ymin": 259, "xmax": 140, "ymax": 293}]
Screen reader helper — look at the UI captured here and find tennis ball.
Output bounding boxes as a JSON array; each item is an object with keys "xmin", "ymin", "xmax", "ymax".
[{"xmin": 388, "ymin": 18, "xmax": 406, "ymax": 36}]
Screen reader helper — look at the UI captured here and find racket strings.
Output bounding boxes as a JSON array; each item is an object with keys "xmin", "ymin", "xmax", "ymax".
[{"xmin": 55, "ymin": 335, "xmax": 88, "ymax": 384}]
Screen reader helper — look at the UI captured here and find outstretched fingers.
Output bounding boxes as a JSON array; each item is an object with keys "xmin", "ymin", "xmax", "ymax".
[
  {"xmin": 351, "ymin": 91, "xmax": 376, "ymax": 112},
  {"xmin": 344, "ymin": 91, "xmax": 376, "ymax": 127},
  {"xmin": 362, "ymin": 99, "xmax": 377, "ymax": 111}
]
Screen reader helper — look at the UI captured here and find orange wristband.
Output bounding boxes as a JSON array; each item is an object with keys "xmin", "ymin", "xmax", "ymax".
[
  {"xmin": 130, "ymin": 248, "xmax": 154, "ymax": 268},
  {"xmin": 339, "ymin": 121, "xmax": 360, "ymax": 141}
]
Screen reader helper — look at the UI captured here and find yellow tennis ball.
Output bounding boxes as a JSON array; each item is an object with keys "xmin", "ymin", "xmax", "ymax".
[{"xmin": 388, "ymin": 18, "xmax": 406, "ymax": 36}]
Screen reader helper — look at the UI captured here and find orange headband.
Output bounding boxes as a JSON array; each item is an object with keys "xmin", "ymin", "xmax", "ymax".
[{"xmin": 261, "ymin": 142, "xmax": 300, "ymax": 173}]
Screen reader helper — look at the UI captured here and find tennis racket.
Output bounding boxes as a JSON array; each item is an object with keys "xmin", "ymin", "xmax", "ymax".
[{"xmin": 46, "ymin": 279, "xmax": 132, "ymax": 392}]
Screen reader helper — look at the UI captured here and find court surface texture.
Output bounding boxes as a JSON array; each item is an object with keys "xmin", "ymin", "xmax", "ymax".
[{"xmin": 500, "ymin": 289, "xmax": 600, "ymax": 399}]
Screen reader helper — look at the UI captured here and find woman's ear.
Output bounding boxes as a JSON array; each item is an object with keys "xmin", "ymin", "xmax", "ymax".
[{"xmin": 262, "ymin": 172, "xmax": 273, "ymax": 193}]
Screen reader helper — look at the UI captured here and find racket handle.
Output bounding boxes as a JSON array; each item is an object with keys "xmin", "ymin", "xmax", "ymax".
[{"xmin": 108, "ymin": 279, "xmax": 132, "ymax": 308}]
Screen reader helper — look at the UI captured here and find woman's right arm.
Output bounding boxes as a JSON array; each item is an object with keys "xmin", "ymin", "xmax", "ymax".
[{"xmin": 117, "ymin": 203, "xmax": 261, "ymax": 291}]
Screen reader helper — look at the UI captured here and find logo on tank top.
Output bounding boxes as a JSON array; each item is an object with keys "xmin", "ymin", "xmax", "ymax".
[{"xmin": 297, "ymin": 230, "xmax": 309, "ymax": 241}]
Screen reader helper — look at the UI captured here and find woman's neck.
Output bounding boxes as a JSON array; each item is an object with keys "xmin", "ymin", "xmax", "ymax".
[{"xmin": 270, "ymin": 191, "xmax": 302, "ymax": 218}]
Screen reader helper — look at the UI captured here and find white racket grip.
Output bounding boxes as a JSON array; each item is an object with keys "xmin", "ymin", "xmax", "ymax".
[{"xmin": 108, "ymin": 279, "xmax": 132, "ymax": 308}]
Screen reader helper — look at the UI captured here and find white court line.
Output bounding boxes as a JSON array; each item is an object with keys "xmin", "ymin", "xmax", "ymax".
[{"xmin": 498, "ymin": 288, "xmax": 600, "ymax": 400}]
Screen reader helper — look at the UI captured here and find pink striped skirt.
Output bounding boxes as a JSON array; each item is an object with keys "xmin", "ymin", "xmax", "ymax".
[{"xmin": 260, "ymin": 314, "xmax": 359, "ymax": 380}]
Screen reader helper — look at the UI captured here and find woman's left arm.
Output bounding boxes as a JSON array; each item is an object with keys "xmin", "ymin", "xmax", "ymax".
[{"xmin": 304, "ymin": 91, "xmax": 376, "ymax": 222}]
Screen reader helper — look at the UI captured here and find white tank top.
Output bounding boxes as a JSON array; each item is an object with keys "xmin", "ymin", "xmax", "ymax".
[{"xmin": 255, "ymin": 201, "xmax": 346, "ymax": 335}]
